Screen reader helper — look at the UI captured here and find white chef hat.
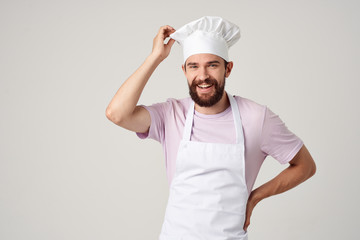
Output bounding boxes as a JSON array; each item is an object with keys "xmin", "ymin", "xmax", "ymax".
[{"xmin": 170, "ymin": 16, "xmax": 240, "ymax": 63}]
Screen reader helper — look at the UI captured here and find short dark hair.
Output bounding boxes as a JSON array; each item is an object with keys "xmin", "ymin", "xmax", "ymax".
[{"xmin": 224, "ymin": 59, "xmax": 229, "ymax": 69}]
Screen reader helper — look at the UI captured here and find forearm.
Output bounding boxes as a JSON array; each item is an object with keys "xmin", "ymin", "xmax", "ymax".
[
  {"xmin": 250, "ymin": 145, "xmax": 316, "ymax": 205},
  {"xmin": 251, "ymin": 163, "xmax": 313, "ymax": 204},
  {"xmin": 106, "ymin": 25, "xmax": 175, "ymax": 124},
  {"xmin": 243, "ymin": 145, "xmax": 315, "ymax": 231},
  {"xmin": 106, "ymin": 54, "xmax": 162, "ymax": 122}
]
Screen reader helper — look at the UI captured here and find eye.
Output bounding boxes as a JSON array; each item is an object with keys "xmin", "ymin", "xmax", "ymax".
[
  {"xmin": 209, "ymin": 64, "xmax": 218, "ymax": 68},
  {"xmin": 189, "ymin": 65, "xmax": 198, "ymax": 69}
]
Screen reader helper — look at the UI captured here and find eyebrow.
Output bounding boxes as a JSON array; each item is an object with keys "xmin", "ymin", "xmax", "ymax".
[
  {"xmin": 186, "ymin": 62, "xmax": 198, "ymax": 66},
  {"xmin": 186, "ymin": 60, "xmax": 221, "ymax": 66},
  {"xmin": 207, "ymin": 61, "xmax": 221, "ymax": 65}
]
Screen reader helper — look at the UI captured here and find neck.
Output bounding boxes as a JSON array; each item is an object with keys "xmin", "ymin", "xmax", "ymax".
[{"xmin": 194, "ymin": 91, "xmax": 230, "ymax": 115}]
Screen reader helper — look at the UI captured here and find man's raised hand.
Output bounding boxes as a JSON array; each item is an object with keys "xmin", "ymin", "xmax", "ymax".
[{"xmin": 151, "ymin": 25, "xmax": 176, "ymax": 61}]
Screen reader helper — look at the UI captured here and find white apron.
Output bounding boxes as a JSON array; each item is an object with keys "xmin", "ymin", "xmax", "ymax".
[{"xmin": 159, "ymin": 92, "xmax": 249, "ymax": 240}]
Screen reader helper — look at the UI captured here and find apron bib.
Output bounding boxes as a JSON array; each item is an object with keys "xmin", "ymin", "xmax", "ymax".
[{"xmin": 159, "ymin": 93, "xmax": 249, "ymax": 240}]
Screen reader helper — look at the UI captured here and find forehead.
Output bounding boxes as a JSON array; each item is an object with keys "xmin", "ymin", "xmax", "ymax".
[{"xmin": 185, "ymin": 53, "xmax": 224, "ymax": 65}]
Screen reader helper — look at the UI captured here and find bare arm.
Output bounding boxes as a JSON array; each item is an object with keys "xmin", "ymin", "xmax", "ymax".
[
  {"xmin": 243, "ymin": 144, "xmax": 316, "ymax": 231},
  {"xmin": 105, "ymin": 25, "xmax": 176, "ymax": 133}
]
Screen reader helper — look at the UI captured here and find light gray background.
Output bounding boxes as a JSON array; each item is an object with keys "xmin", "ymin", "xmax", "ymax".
[{"xmin": 1, "ymin": 0, "xmax": 359, "ymax": 239}]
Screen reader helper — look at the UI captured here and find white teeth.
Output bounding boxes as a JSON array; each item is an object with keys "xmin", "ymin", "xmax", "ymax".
[{"xmin": 198, "ymin": 84, "xmax": 212, "ymax": 88}]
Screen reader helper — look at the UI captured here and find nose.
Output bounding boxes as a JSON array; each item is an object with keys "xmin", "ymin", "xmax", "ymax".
[{"xmin": 198, "ymin": 67, "xmax": 209, "ymax": 81}]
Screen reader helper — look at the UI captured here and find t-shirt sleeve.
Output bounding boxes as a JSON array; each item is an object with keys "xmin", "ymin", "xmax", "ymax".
[
  {"xmin": 260, "ymin": 107, "xmax": 304, "ymax": 164},
  {"xmin": 135, "ymin": 101, "xmax": 170, "ymax": 143}
]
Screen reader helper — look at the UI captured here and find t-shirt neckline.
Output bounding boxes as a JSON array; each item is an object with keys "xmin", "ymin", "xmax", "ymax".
[{"xmin": 194, "ymin": 105, "xmax": 232, "ymax": 119}]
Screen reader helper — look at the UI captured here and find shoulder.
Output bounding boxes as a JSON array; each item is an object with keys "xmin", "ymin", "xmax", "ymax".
[
  {"xmin": 165, "ymin": 97, "xmax": 192, "ymax": 106},
  {"xmin": 233, "ymin": 95, "xmax": 267, "ymax": 121},
  {"xmin": 144, "ymin": 97, "xmax": 192, "ymax": 122},
  {"xmin": 145, "ymin": 97, "xmax": 189, "ymax": 112},
  {"xmin": 164, "ymin": 97, "xmax": 192, "ymax": 113}
]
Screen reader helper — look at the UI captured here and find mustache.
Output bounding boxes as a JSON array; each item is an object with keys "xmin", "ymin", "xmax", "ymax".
[{"xmin": 191, "ymin": 78, "xmax": 218, "ymax": 86}]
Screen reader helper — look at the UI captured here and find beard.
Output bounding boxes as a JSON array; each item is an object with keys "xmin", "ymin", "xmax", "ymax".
[{"xmin": 188, "ymin": 77, "xmax": 226, "ymax": 107}]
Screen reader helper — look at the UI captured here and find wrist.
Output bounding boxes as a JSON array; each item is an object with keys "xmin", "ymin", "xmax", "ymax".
[
  {"xmin": 249, "ymin": 188, "xmax": 264, "ymax": 206},
  {"xmin": 148, "ymin": 51, "xmax": 165, "ymax": 64}
]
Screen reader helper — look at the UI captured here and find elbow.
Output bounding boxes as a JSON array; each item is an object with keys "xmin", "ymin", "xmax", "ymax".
[
  {"xmin": 309, "ymin": 160, "xmax": 317, "ymax": 178},
  {"xmin": 105, "ymin": 107, "xmax": 123, "ymax": 125},
  {"xmin": 296, "ymin": 145, "xmax": 317, "ymax": 180},
  {"xmin": 303, "ymin": 158, "xmax": 316, "ymax": 181}
]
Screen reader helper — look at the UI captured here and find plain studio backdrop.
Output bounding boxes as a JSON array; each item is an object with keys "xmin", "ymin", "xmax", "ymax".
[{"xmin": 1, "ymin": 0, "xmax": 359, "ymax": 239}]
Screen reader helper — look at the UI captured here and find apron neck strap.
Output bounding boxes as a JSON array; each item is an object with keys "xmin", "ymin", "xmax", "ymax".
[
  {"xmin": 228, "ymin": 93, "xmax": 244, "ymax": 145},
  {"xmin": 183, "ymin": 92, "xmax": 244, "ymax": 144},
  {"xmin": 183, "ymin": 100, "xmax": 195, "ymax": 141}
]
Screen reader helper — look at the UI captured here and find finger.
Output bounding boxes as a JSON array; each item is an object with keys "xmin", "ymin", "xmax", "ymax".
[
  {"xmin": 159, "ymin": 25, "xmax": 175, "ymax": 38},
  {"xmin": 163, "ymin": 25, "xmax": 175, "ymax": 31},
  {"xmin": 243, "ymin": 212, "xmax": 249, "ymax": 229},
  {"xmin": 167, "ymin": 38, "xmax": 176, "ymax": 48},
  {"xmin": 159, "ymin": 25, "xmax": 175, "ymax": 34},
  {"xmin": 243, "ymin": 203, "xmax": 252, "ymax": 231},
  {"xmin": 243, "ymin": 217, "xmax": 250, "ymax": 231},
  {"xmin": 164, "ymin": 29, "xmax": 176, "ymax": 39}
]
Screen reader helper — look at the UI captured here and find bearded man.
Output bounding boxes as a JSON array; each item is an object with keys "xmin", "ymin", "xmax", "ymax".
[{"xmin": 106, "ymin": 16, "xmax": 316, "ymax": 240}]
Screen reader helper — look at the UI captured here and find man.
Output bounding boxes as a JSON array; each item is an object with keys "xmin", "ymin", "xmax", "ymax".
[{"xmin": 106, "ymin": 16, "xmax": 316, "ymax": 240}]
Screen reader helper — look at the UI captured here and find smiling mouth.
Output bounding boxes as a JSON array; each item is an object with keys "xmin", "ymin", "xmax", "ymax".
[{"xmin": 197, "ymin": 84, "xmax": 213, "ymax": 89}]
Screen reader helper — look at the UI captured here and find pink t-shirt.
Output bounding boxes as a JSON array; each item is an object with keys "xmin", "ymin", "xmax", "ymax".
[{"xmin": 137, "ymin": 95, "xmax": 303, "ymax": 193}]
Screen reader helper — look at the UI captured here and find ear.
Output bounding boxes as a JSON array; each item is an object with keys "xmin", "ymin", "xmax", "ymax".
[
  {"xmin": 182, "ymin": 64, "xmax": 186, "ymax": 74},
  {"xmin": 225, "ymin": 61, "xmax": 233, "ymax": 78}
]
